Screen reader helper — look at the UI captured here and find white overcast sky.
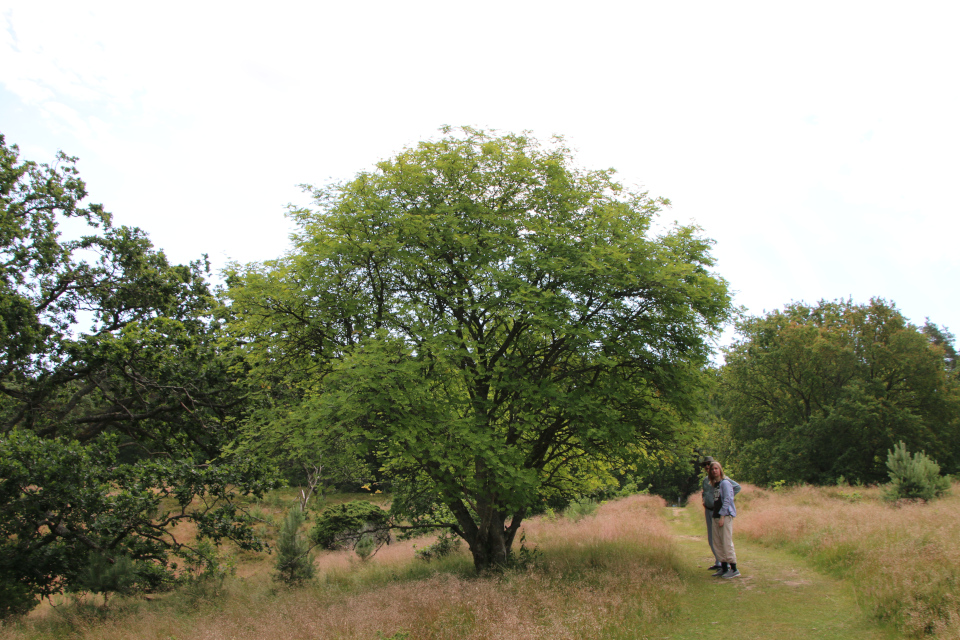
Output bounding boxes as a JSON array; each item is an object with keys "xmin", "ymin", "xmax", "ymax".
[{"xmin": 2, "ymin": 1, "xmax": 958, "ymax": 348}]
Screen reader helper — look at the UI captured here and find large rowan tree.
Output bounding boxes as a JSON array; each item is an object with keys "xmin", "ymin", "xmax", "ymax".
[{"xmin": 225, "ymin": 128, "xmax": 731, "ymax": 570}]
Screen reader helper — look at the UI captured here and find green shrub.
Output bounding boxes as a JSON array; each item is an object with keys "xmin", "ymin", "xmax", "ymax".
[
  {"xmin": 563, "ymin": 497, "xmax": 599, "ymax": 522},
  {"xmin": 311, "ymin": 500, "xmax": 390, "ymax": 550},
  {"xmin": 75, "ymin": 553, "xmax": 138, "ymax": 605},
  {"xmin": 0, "ymin": 579, "xmax": 37, "ymax": 619},
  {"xmin": 275, "ymin": 508, "xmax": 315, "ymax": 584},
  {"xmin": 884, "ymin": 441, "xmax": 950, "ymax": 501},
  {"xmin": 414, "ymin": 532, "xmax": 462, "ymax": 562},
  {"xmin": 354, "ymin": 532, "xmax": 377, "ymax": 561}
]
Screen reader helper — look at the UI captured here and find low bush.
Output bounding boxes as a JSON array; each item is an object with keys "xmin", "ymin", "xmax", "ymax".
[
  {"xmin": 563, "ymin": 497, "xmax": 599, "ymax": 522},
  {"xmin": 414, "ymin": 532, "xmax": 462, "ymax": 562},
  {"xmin": 884, "ymin": 441, "xmax": 950, "ymax": 502}
]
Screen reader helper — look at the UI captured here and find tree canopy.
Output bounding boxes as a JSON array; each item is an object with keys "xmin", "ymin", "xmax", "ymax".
[
  {"xmin": 0, "ymin": 134, "xmax": 269, "ymax": 617},
  {"xmin": 225, "ymin": 128, "xmax": 732, "ymax": 570},
  {"xmin": 720, "ymin": 298, "xmax": 960, "ymax": 485}
]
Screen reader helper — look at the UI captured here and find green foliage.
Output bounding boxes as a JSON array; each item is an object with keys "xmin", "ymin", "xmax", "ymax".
[
  {"xmin": 414, "ymin": 532, "xmax": 463, "ymax": 562},
  {"xmin": 0, "ymin": 134, "xmax": 272, "ymax": 617},
  {"xmin": 75, "ymin": 553, "xmax": 139, "ymax": 603},
  {"xmin": 922, "ymin": 319, "xmax": 958, "ymax": 372},
  {"xmin": 226, "ymin": 127, "xmax": 731, "ymax": 570},
  {"xmin": 0, "ymin": 579, "xmax": 36, "ymax": 620},
  {"xmin": 563, "ymin": 497, "xmax": 600, "ymax": 522},
  {"xmin": 0, "ymin": 431, "xmax": 268, "ymax": 615},
  {"xmin": 311, "ymin": 500, "xmax": 391, "ymax": 554},
  {"xmin": 274, "ymin": 508, "xmax": 314, "ymax": 584},
  {"xmin": 884, "ymin": 441, "xmax": 950, "ymax": 501},
  {"xmin": 503, "ymin": 532, "xmax": 543, "ymax": 570},
  {"xmin": 721, "ymin": 298, "xmax": 960, "ymax": 485},
  {"xmin": 632, "ymin": 447, "xmax": 701, "ymax": 505}
]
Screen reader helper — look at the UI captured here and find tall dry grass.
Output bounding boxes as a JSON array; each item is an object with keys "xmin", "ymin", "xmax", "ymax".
[
  {"xmin": 735, "ymin": 482, "xmax": 960, "ymax": 638},
  {"xmin": 1, "ymin": 494, "xmax": 682, "ymax": 640}
]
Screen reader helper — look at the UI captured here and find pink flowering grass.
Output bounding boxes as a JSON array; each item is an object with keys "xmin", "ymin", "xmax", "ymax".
[{"xmin": 733, "ymin": 482, "xmax": 960, "ymax": 638}]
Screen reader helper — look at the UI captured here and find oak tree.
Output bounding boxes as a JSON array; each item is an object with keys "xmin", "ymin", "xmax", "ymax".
[
  {"xmin": 720, "ymin": 298, "xmax": 960, "ymax": 485},
  {"xmin": 0, "ymin": 134, "xmax": 268, "ymax": 616}
]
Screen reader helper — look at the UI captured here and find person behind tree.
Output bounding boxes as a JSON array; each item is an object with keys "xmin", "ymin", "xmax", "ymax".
[
  {"xmin": 700, "ymin": 456, "xmax": 740, "ymax": 571},
  {"xmin": 708, "ymin": 460, "xmax": 740, "ymax": 578}
]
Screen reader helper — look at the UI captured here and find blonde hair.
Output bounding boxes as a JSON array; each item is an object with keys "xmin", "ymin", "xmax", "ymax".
[{"xmin": 709, "ymin": 461, "xmax": 725, "ymax": 482}]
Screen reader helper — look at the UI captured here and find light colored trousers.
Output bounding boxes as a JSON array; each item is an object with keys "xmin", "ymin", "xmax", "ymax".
[{"xmin": 710, "ymin": 515, "xmax": 736, "ymax": 564}]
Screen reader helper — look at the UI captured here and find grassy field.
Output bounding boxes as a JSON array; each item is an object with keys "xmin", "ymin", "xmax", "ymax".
[
  {"xmin": 735, "ymin": 482, "xmax": 960, "ymax": 638},
  {"xmin": 3, "ymin": 483, "xmax": 959, "ymax": 639},
  {"xmin": 1, "ymin": 493, "xmax": 684, "ymax": 640},
  {"xmin": 659, "ymin": 503, "xmax": 901, "ymax": 640}
]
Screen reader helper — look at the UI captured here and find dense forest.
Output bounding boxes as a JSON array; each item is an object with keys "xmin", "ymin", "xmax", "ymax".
[{"xmin": 2, "ymin": 128, "xmax": 957, "ymax": 617}]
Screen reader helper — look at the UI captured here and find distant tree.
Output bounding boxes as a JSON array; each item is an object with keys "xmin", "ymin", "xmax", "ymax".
[
  {"xmin": 720, "ymin": 298, "xmax": 960, "ymax": 485},
  {"xmin": 0, "ymin": 134, "xmax": 270, "ymax": 617},
  {"xmin": 922, "ymin": 319, "xmax": 958, "ymax": 372},
  {"xmin": 225, "ymin": 127, "xmax": 732, "ymax": 570}
]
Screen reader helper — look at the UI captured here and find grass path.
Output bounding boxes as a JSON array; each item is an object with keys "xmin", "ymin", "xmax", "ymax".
[{"xmin": 656, "ymin": 505, "xmax": 900, "ymax": 640}]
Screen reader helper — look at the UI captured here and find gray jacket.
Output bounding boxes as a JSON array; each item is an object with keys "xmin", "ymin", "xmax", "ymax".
[{"xmin": 701, "ymin": 475, "xmax": 741, "ymax": 509}]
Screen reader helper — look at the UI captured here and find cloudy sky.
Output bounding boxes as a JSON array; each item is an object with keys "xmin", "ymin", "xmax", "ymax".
[{"xmin": 2, "ymin": 1, "xmax": 958, "ymax": 348}]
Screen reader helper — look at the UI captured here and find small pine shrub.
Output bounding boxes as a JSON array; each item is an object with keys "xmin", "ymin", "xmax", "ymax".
[
  {"xmin": 884, "ymin": 441, "xmax": 950, "ymax": 501},
  {"xmin": 414, "ymin": 532, "xmax": 462, "ymax": 562},
  {"xmin": 0, "ymin": 579, "xmax": 38, "ymax": 619},
  {"xmin": 274, "ymin": 508, "xmax": 315, "ymax": 584},
  {"xmin": 75, "ymin": 553, "xmax": 138, "ymax": 606},
  {"xmin": 563, "ymin": 497, "xmax": 599, "ymax": 521},
  {"xmin": 354, "ymin": 531, "xmax": 376, "ymax": 560}
]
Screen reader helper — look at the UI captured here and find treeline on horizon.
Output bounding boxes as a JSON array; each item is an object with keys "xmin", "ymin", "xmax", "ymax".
[{"xmin": 1, "ymin": 127, "xmax": 957, "ymax": 617}]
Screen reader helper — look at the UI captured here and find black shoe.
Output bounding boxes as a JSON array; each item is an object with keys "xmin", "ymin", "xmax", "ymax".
[{"xmin": 707, "ymin": 564, "xmax": 722, "ymax": 571}]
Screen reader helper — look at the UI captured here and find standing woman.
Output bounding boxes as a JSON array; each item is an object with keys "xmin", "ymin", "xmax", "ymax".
[
  {"xmin": 709, "ymin": 461, "xmax": 739, "ymax": 578},
  {"xmin": 700, "ymin": 456, "xmax": 740, "ymax": 571}
]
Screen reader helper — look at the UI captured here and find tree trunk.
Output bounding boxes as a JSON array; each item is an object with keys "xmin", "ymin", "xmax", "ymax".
[
  {"xmin": 451, "ymin": 500, "xmax": 526, "ymax": 572},
  {"xmin": 446, "ymin": 459, "xmax": 528, "ymax": 571},
  {"xmin": 467, "ymin": 515, "xmax": 510, "ymax": 571}
]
